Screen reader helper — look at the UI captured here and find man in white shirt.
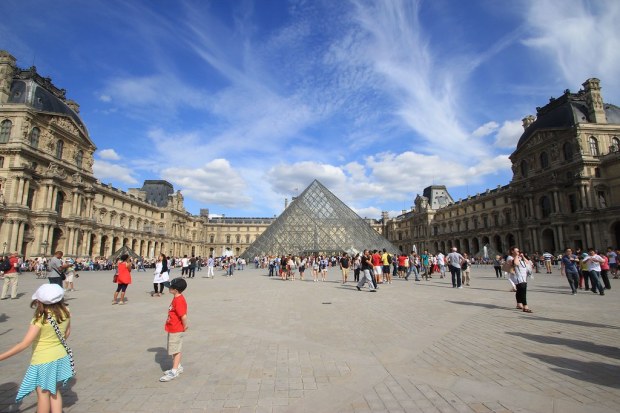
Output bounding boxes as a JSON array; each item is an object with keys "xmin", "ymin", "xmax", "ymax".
[
  {"xmin": 607, "ymin": 247, "xmax": 618, "ymax": 278},
  {"xmin": 181, "ymin": 255, "xmax": 190, "ymax": 278},
  {"xmin": 207, "ymin": 255, "xmax": 215, "ymax": 278},
  {"xmin": 436, "ymin": 252, "xmax": 446, "ymax": 278},
  {"xmin": 582, "ymin": 248, "xmax": 605, "ymax": 295},
  {"xmin": 446, "ymin": 247, "xmax": 464, "ymax": 289},
  {"xmin": 542, "ymin": 251, "xmax": 553, "ymax": 273}
]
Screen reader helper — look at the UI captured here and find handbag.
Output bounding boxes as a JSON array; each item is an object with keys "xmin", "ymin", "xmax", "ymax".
[
  {"xmin": 113, "ymin": 273, "xmax": 118, "ymax": 283},
  {"xmin": 47, "ymin": 315, "xmax": 76, "ymax": 376},
  {"xmin": 53, "ymin": 268, "xmax": 67, "ymax": 281}
]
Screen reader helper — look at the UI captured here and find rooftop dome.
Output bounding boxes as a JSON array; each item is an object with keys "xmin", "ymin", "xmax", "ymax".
[
  {"xmin": 6, "ymin": 66, "xmax": 88, "ymax": 137},
  {"xmin": 516, "ymin": 88, "xmax": 620, "ymax": 150}
]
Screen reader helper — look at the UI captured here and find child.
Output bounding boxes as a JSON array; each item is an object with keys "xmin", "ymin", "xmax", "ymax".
[
  {"xmin": 0, "ymin": 284, "xmax": 75, "ymax": 411},
  {"xmin": 160, "ymin": 277, "xmax": 188, "ymax": 382}
]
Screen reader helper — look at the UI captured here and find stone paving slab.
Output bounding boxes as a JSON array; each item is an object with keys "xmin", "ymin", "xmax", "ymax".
[{"xmin": 0, "ymin": 265, "xmax": 619, "ymax": 412}]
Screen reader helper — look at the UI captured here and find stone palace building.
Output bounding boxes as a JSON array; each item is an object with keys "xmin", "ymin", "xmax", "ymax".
[
  {"xmin": 383, "ymin": 78, "xmax": 620, "ymax": 256},
  {"xmin": 1, "ymin": 50, "xmax": 619, "ymax": 259}
]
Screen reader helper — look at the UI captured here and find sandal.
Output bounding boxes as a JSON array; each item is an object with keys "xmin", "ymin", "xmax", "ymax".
[{"xmin": 523, "ymin": 308, "xmax": 533, "ymax": 313}]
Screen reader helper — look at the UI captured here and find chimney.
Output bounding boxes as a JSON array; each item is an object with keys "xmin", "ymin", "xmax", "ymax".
[
  {"xmin": 582, "ymin": 78, "xmax": 607, "ymax": 124},
  {"xmin": 0, "ymin": 50, "xmax": 17, "ymax": 104},
  {"xmin": 284, "ymin": 198, "xmax": 288, "ymax": 209},
  {"xmin": 522, "ymin": 115, "xmax": 535, "ymax": 130}
]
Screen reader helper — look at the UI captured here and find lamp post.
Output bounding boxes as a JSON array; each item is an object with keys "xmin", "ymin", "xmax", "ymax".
[
  {"xmin": 40, "ymin": 241, "xmax": 49, "ymax": 278},
  {"xmin": 2, "ymin": 241, "xmax": 6, "ymax": 256}
]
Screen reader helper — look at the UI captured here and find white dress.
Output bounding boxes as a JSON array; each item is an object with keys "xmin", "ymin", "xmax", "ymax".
[{"xmin": 153, "ymin": 262, "xmax": 170, "ymax": 284}]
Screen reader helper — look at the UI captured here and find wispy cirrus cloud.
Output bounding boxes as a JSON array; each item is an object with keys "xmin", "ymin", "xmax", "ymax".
[{"xmin": 522, "ymin": 0, "xmax": 620, "ymax": 97}]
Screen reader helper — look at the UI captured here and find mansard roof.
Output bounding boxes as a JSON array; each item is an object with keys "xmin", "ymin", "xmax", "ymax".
[
  {"xmin": 6, "ymin": 65, "xmax": 90, "ymax": 138},
  {"xmin": 516, "ymin": 89, "xmax": 620, "ymax": 150}
]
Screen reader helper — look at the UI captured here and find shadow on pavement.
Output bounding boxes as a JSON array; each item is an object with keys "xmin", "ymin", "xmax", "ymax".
[
  {"xmin": 445, "ymin": 300, "xmax": 512, "ymax": 310},
  {"xmin": 524, "ymin": 353, "xmax": 620, "ymax": 388},
  {"xmin": 507, "ymin": 332, "xmax": 620, "ymax": 360},
  {"xmin": 147, "ymin": 347, "xmax": 169, "ymax": 370},
  {"xmin": 524, "ymin": 315, "xmax": 620, "ymax": 330}
]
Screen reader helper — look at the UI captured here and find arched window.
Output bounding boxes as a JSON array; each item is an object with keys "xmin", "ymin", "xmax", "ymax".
[
  {"xmin": 540, "ymin": 196, "xmax": 552, "ymax": 218},
  {"xmin": 0, "ymin": 120, "xmax": 12, "ymax": 143},
  {"xmin": 520, "ymin": 160, "xmax": 528, "ymax": 177},
  {"xmin": 540, "ymin": 152, "xmax": 549, "ymax": 169},
  {"xmin": 30, "ymin": 127, "xmax": 40, "ymax": 148},
  {"xmin": 563, "ymin": 142, "xmax": 573, "ymax": 161},
  {"xmin": 55, "ymin": 140, "xmax": 64, "ymax": 159},
  {"xmin": 589, "ymin": 136, "xmax": 599, "ymax": 156},
  {"xmin": 209, "ymin": 235, "xmax": 214, "ymax": 243},
  {"xmin": 611, "ymin": 137, "xmax": 620, "ymax": 153},
  {"xmin": 75, "ymin": 150, "xmax": 84, "ymax": 168}
]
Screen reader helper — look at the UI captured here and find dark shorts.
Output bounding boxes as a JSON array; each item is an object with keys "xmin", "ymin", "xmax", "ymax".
[{"xmin": 116, "ymin": 283, "xmax": 129, "ymax": 292}]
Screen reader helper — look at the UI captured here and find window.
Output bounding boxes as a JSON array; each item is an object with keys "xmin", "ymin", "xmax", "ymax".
[
  {"xmin": 505, "ymin": 211, "xmax": 511, "ymax": 225},
  {"xmin": 568, "ymin": 194, "xmax": 578, "ymax": 213},
  {"xmin": 235, "ymin": 235, "xmax": 240, "ymax": 243},
  {"xmin": 75, "ymin": 150, "xmax": 83, "ymax": 168},
  {"xmin": 520, "ymin": 160, "xmax": 528, "ymax": 177},
  {"xmin": 0, "ymin": 120, "xmax": 12, "ymax": 143},
  {"xmin": 540, "ymin": 151, "xmax": 549, "ymax": 168},
  {"xmin": 161, "ymin": 213, "xmax": 164, "ymax": 219},
  {"xmin": 598, "ymin": 191, "xmax": 607, "ymax": 208},
  {"xmin": 209, "ymin": 235, "xmax": 214, "ymax": 243},
  {"xmin": 483, "ymin": 216, "xmax": 488, "ymax": 228},
  {"xmin": 0, "ymin": 156, "xmax": 4, "ymax": 168},
  {"xmin": 589, "ymin": 136, "xmax": 599, "ymax": 156},
  {"xmin": 55, "ymin": 140, "xmax": 64, "ymax": 159},
  {"xmin": 540, "ymin": 196, "xmax": 552, "ymax": 218},
  {"xmin": 226, "ymin": 235, "xmax": 231, "ymax": 243},
  {"xmin": 611, "ymin": 137, "xmax": 620, "ymax": 153},
  {"xmin": 595, "ymin": 167, "xmax": 601, "ymax": 178},
  {"xmin": 563, "ymin": 142, "xmax": 573, "ymax": 161},
  {"xmin": 30, "ymin": 127, "xmax": 40, "ymax": 148}
]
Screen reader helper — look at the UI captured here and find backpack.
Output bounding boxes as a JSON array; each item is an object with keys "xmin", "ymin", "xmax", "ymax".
[
  {"xmin": 387, "ymin": 254, "xmax": 392, "ymax": 264},
  {"xmin": 0, "ymin": 259, "xmax": 11, "ymax": 272}
]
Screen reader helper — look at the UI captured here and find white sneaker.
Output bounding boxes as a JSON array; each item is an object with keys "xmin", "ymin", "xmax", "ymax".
[
  {"xmin": 164, "ymin": 365, "xmax": 183, "ymax": 376},
  {"xmin": 159, "ymin": 370, "xmax": 179, "ymax": 382}
]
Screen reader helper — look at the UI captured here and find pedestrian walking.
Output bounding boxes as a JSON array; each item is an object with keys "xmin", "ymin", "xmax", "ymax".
[{"xmin": 113, "ymin": 254, "xmax": 132, "ymax": 305}]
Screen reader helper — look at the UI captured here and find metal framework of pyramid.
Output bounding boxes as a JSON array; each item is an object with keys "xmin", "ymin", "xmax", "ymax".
[{"xmin": 241, "ymin": 180, "xmax": 398, "ymax": 258}]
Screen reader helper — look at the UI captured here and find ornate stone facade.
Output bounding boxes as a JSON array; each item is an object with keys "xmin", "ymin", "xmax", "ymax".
[{"xmin": 385, "ymin": 79, "xmax": 620, "ymax": 256}]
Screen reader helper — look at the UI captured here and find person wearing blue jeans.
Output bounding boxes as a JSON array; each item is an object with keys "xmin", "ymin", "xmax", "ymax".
[
  {"xmin": 583, "ymin": 248, "xmax": 605, "ymax": 295},
  {"xmin": 561, "ymin": 248, "xmax": 580, "ymax": 294}
]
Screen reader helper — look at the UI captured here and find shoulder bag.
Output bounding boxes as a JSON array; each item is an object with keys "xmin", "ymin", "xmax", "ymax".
[{"xmin": 46, "ymin": 315, "xmax": 76, "ymax": 376}]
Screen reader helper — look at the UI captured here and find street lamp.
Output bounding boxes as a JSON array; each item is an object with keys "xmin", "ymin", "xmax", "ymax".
[
  {"xmin": 40, "ymin": 241, "xmax": 49, "ymax": 278},
  {"xmin": 41, "ymin": 240, "xmax": 49, "ymax": 256},
  {"xmin": 2, "ymin": 241, "xmax": 6, "ymax": 256}
]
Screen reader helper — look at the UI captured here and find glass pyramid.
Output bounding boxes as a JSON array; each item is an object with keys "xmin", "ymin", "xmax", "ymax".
[{"xmin": 241, "ymin": 180, "xmax": 399, "ymax": 258}]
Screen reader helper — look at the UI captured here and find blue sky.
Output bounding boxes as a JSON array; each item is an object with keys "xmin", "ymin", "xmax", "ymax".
[{"xmin": 2, "ymin": 0, "xmax": 619, "ymax": 218}]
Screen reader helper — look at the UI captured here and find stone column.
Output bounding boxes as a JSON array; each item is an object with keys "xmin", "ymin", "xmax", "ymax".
[
  {"xmin": 67, "ymin": 228, "xmax": 75, "ymax": 256},
  {"xmin": 16, "ymin": 221, "xmax": 25, "ymax": 255},
  {"xmin": 50, "ymin": 186, "xmax": 58, "ymax": 211},
  {"xmin": 21, "ymin": 179, "xmax": 30, "ymax": 206},
  {"xmin": 9, "ymin": 220, "xmax": 20, "ymax": 252},
  {"xmin": 552, "ymin": 191, "xmax": 561, "ymax": 213}
]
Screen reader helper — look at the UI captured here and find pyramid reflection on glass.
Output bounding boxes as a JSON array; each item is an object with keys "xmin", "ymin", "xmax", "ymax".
[{"xmin": 241, "ymin": 180, "xmax": 398, "ymax": 258}]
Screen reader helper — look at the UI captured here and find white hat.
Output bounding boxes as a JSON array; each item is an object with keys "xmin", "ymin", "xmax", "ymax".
[{"xmin": 32, "ymin": 284, "xmax": 64, "ymax": 304}]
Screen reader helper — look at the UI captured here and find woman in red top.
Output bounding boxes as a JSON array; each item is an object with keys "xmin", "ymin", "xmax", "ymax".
[{"xmin": 113, "ymin": 254, "xmax": 132, "ymax": 305}]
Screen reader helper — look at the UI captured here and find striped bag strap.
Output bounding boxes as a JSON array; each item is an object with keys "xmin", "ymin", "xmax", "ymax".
[{"xmin": 46, "ymin": 315, "xmax": 76, "ymax": 376}]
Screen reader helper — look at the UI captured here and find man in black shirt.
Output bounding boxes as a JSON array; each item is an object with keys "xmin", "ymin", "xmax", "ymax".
[
  {"xmin": 356, "ymin": 250, "xmax": 377, "ymax": 292},
  {"xmin": 339, "ymin": 253, "xmax": 350, "ymax": 284}
]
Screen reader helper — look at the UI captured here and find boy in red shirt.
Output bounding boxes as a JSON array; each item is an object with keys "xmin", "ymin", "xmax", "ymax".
[{"xmin": 160, "ymin": 278, "xmax": 188, "ymax": 382}]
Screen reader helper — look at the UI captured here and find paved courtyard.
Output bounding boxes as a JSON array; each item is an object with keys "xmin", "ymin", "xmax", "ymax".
[{"xmin": 0, "ymin": 264, "xmax": 619, "ymax": 413}]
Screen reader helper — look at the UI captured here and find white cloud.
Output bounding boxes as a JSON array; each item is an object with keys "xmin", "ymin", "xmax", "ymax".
[
  {"xmin": 472, "ymin": 121, "xmax": 499, "ymax": 138},
  {"xmin": 494, "ymin": 120, "xmax": 524, "ymax": 148},
  {"xmin": 161, "ymin": 159, "xmax": 250, "ymax": 208},
  {"xmin": 98, "ymin": 148, "xmax": 121, "ymax": 161},
  {"xmin": 522, "ymin": 0, "xmax": 620, "ymax": 98},
  {"xmin": 93, "ymin": 159, "xmax": 139, "ymax": 185},
  {"xmin": 98, "ymin": 94, "xmax": 111, "ymax": 102}
]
